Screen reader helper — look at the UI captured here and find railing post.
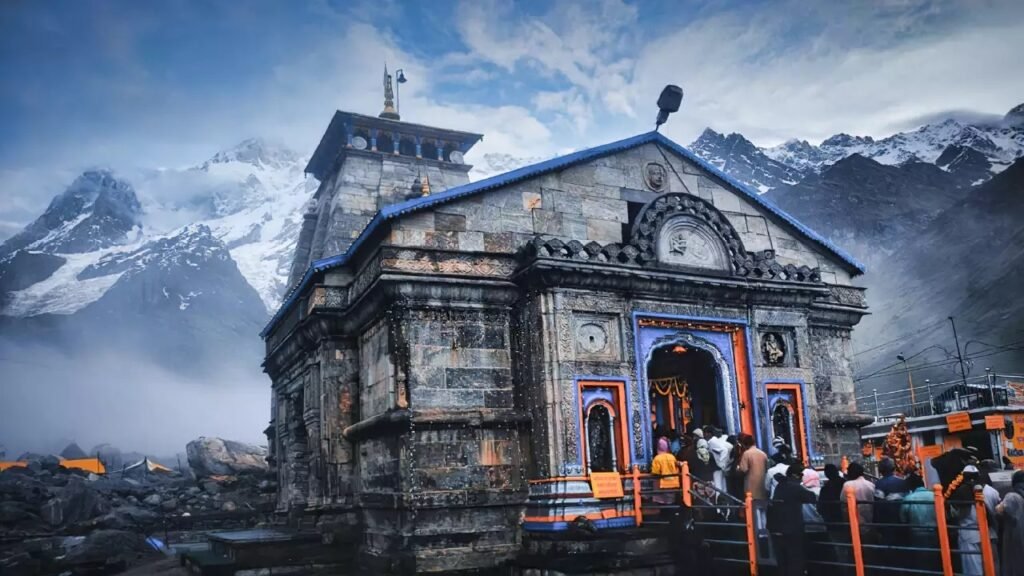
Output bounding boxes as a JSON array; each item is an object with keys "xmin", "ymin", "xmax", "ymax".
[
  {"xmin": 744, "ymin": 491, "xmax": 757, "ymax": 576},
  {"xmin": 926, "ymin": 379, "xmax": 934, "ymax": 415},
  {"xmin": 934, "ymin": 484, "xmax": 953, "ymax": 576},
  {"xmin": 631, "ymin": 464, "xmax": 643, "ymax": 527},
  {"xmin": 681, "ymin": 460, "xmax": 692, "ymax": 507},
  {"xmin": 846, "ymin": 488, "xmax": 865, "ymax": 576},
  {"xmin": 975, "ymin": 487, "xmax": 996, "ymax": 576},
  {"xmin": 873, "ymin": 388, "xmax": 880, "ymax": 417}
]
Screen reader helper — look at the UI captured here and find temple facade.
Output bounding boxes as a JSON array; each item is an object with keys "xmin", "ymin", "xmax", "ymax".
[{"xmin": 261, "ymin": 86, "xmax": 871, "ymax": 573}]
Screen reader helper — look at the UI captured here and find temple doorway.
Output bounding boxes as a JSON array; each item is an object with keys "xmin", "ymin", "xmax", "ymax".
[{"xmin": 647, "ymin": 343, "xmax": 723, "ymax": 439}]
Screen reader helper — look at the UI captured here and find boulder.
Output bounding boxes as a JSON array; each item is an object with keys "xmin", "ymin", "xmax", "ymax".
[
  {"xmin": 59, "ymin": 529, "xmax": 156, "ymax": 570},
  {"xmin": 59, "ymin": 442, "xmax": 88, "ymax": 460},
  {"xmin": 142, "ymin": 494, "xmax": 161, "ymax": 507},
  {"xmin": 160, "ymin": 498, "xmax": 178, "ymax": 512},
  {"xmin": 186, "ymin": 437, "xmax": 267, "ymax": 477},
  {"xmin": 39, "ymin": 477, "xmax": 109, "ymax": 526},
  {"xmin": 91, "ymin": 505, "xmax": 159, "ymax": 531}
]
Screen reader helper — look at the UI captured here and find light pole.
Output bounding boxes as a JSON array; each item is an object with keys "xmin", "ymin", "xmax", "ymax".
[
  {"xmin": 949, "ymin": 316, "xmax": 969, "ymax": 387},
  {"xmin": 395, "ymin": 69, "xmax": 407, "ymax": 115},
  {"xmin": 897, "ymin": 353, "xmax": 916, "ymax": 415}
]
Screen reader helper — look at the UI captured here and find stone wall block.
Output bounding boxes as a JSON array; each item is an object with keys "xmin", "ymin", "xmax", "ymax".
[
  {"xmin": 586, "ymin": 218, "xmax": 621, "ymax": 243},
  {"xmin": 445, "ymin": 367, "xmax": 512, "ymax": 389},
  {"xmin": 581, "ymin": 197, "xmax": 628, "ymax": 222}
]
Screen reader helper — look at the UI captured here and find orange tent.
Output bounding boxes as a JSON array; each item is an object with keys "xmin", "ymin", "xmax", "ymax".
[
  {"xmin": 0, "ymin": 461, "xmax": 27, "ymax": 472},
  {"xmin": 60, "ymin": 457, "xmax": 105, "ymax": 474}
]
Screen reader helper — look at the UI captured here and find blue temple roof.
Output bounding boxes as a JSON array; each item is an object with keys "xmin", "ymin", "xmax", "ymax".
[{"xmin": 262, "ymin": 130, "xmax": 865, "ymax": 338}]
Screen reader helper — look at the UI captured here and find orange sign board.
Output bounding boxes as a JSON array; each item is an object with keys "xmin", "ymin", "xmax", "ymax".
[
  {"xmin": 985, "ymin": 415, "xmax": 1006, "ymax": 430},
  {"xmin": 946, "ymin": 412, "xmax": 973, "ymax": 433},
  {"xmin": 917, "ymin": 445, "xmax": 943, "ymax": 460},
  {"xmin": 590, "ymin": 471, "xmax": 625, "ymax": 499}
]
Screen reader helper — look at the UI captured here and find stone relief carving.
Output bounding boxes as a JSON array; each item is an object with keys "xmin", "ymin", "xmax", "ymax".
[
  {"xmin": 577, "ymin": 323, "xmax": 607, "ymax": 354},
  {"xmin": 656, "ymin": 215, "xmax": 731, "ymax": 271},
  {"xmin": 761, "ymin": 332, "xmax": 786, "ymax": 366},
  {"xmin": 644, "ymin": 162, "xmax": 667, "ymax": 191},
  {"xmin": 572, "ymin": 313, "xmax": 620, "ymax": 360},
  {"xmin": 516, "ymin": 192, "xmax": 822, "ymax": 284}
]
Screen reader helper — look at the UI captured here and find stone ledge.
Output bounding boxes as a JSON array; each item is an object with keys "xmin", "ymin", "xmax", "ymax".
[
  {"xmin": 343, "ymin": 408, "xmax": 532, "ymax": 440},
  {"xmin": 819, "ymin": 411, "xmax": 875, "ymax": 428}
]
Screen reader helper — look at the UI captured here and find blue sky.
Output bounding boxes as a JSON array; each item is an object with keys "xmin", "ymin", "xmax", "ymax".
[{"xmin": 2, "ymin": 0, "xmax": 1023, "ymax": 237}]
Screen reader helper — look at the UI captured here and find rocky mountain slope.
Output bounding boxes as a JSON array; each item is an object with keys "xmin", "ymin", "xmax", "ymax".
[
  {"xmin": 689, "ymin": 103, "xmax": 1024, "ymax": 398},
  {"xmin": 695, "ymin": 104, "xmax": 1024, "ymax": 194},
  {"xmin": 0, "ymin": 140, "xmax": 310, "ymax": 377}
]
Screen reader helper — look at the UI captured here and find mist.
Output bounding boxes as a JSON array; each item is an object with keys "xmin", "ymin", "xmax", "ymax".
[{"xmin": 0, "ymin": 338, "xmax": 269, "ymax": 458}]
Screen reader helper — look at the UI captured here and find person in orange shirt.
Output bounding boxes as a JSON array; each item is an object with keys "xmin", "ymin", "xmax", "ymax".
[{"xmin": 652, "ymin": 437, "xmax": 679, "ymax": 505}]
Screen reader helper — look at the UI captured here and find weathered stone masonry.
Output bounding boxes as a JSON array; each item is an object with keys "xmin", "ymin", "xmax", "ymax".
[{"xmin": 262, "ymin": 109, "xmax": 871, "ymax": 573}]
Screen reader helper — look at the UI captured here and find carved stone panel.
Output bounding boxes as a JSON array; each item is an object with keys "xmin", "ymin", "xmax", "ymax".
[
  {"xmin": 656, "ymin": 215, "xmax": 731, "ymax": 271},
  {"xmin": 758, "ymin": 327, "xmax": 798, "ymax": 368},
  {"xmin": 644, "ymin": 162, "xmax": 667, "ymax": 191},
  {"xmin": 572, "ymin": 313, "xmax": 621, "ymax": 361}
]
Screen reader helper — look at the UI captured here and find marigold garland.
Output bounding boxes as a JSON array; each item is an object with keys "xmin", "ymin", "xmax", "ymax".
[
  {"xmin": 944, "ymin": 473, "xmax": 965, "ymax": 499},
  {"xmin": 882, "ymin": 415, "xmax": 919, "ymax": 476}
]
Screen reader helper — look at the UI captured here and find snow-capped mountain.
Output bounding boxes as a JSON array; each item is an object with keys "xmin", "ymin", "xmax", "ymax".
[
  {"xmin": 761, "ymin": 104, "xmax": 1024, "ymax": 179},
  {"xmin": 693, "ymin": 103, "xmax": 1024, "ymax": 194},
  {"xmin": 188, "ymin": 138, "xmax": 317, "ymax": 312},
  {"xmin": 0, "ymin": 170, "xmax": 142, "ymax": 257},
  {"xmin": 690, "ymin": 129, "xmax": 804, "ymax": 193},
  {"xmin": 470, "ymin": 152, "xmax": 546, "ymax": 179}
]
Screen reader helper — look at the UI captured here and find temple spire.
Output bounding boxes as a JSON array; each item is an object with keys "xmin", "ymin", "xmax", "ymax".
[{"xmin": 379, "ymin": 64, "xmax": 400, "ymax": 120}]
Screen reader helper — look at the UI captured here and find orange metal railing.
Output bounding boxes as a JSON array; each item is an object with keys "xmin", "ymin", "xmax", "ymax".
[{"xmin": 528, "ymin": 465, "xmax": 996, "ymax": 576}]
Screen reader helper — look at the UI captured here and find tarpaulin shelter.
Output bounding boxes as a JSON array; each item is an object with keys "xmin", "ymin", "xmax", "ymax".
[
  {"xmin": 60, "ymin": 457, "xmax": 106, "ymax": 474},
  {"xmin": 121, "ymin": 457, "xmax": 173, "ymax": 479}
]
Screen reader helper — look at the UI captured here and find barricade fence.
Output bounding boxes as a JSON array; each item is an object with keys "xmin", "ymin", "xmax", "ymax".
[{"xmin": 560, "ymin": 461, "xmax": 999, "ymax": 576}]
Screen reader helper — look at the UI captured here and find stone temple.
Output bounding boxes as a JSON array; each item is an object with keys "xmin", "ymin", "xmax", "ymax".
[{"xmin": 261, "ymin": 78, "xmax": 871, "ymax": 573}]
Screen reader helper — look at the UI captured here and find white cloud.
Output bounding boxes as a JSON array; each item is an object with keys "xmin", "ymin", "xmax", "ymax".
[{"xmin": 3, "ymin": 0, "xmax": 1023, "ymax": 238}]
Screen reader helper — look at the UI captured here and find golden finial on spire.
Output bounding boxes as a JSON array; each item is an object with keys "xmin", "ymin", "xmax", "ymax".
[
  {"xmin": 380, "ymin": 64, "xmax": 400, "ymax": 120},
  {"xmin": 421, "ymin": 173, "xmax": 431, "ymax": 196}
]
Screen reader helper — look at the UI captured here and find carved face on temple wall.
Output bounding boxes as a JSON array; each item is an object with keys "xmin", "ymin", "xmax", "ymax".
[{"xmin": 645, "ymin": 162, "xmax": 667, "ymax": 191}]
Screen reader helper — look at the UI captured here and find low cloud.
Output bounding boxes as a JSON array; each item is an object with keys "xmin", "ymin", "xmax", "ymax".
[{"xmin": 0, "ymin": 338, "xmax": 269, "ymax": 457}]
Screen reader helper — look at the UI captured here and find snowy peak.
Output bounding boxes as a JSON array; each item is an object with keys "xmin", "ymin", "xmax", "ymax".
[
  {"xmin": 470, "ymin": 152, "xmax": 546, "ymax": 179},
  {"xmin": 821, "ymin": 133, "xmax": 875, "ymax": 148},
  {"xmin": 79, "ymin": 224, "xmax": 227, "ymax": 282},
  {"xmin": 699, "ymin": 107, "xmax": 1024, "ymax": 187},
  {"xmin": 690, "ymin": 128, "xmax": 803, "ymax": 193},
  {"xmin": 0, "ymin": 170, "xmax": 141, "ymax": 257},
  {"xmin": 203, "ymin": 138, "xmax": 300, "ymax": 171},
  {"xmin": 1004, "ymin": 103, "xmax": 1024, "ymax": 128}
]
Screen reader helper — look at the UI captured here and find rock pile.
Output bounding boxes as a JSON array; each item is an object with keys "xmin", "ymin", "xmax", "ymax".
[{"xmin": 0, "ymin": 438, "xmax": 273, "ymax": 575}]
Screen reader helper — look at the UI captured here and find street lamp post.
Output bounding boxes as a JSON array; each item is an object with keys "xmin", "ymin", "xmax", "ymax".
[
  {"xmin": 897, "ymin": 353, "xmax": 916, "ymax": 416},
  {"xmin": 395, "ymin": 69, "xmax": 407, "ymax": 115}
]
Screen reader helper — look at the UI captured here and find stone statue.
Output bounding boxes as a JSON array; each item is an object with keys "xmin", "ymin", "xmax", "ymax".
[{"xmin": 763, "ymin": 333, "xmax": 785, "ymax": 365}]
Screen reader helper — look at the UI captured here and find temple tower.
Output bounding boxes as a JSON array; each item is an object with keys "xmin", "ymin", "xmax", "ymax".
[{"xmin": 287, "ymin": 68, "xmax": 483, "ymax": 287}]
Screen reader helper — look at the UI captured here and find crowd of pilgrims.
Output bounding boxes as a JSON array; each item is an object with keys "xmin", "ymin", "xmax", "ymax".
[{"xmin": 650, "ymin": 425, "xmax": 1024, "ymax": 576}]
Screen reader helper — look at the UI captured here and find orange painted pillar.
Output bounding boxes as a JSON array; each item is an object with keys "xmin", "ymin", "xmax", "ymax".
[
  {"xmin": 632, "ymin": 465, "xmax": 643, "ymax": 527},
  {"xmin": 975, "ymin": 488, "xmax": 996, "ymax": 576},
  {"xmin": 934, "ymin": 484, "xmax": 953, "ymax": 576},
  {"xmin": 846, "ymin": 488, "xmax": 865, "ymax": 576},
  {"xmin": 681, "ymin": 461, "xmax": 692, "ymax": 507},
  {"xmin": 744, "ymin": 491, "xmax": 758, "ymax": 576}
]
